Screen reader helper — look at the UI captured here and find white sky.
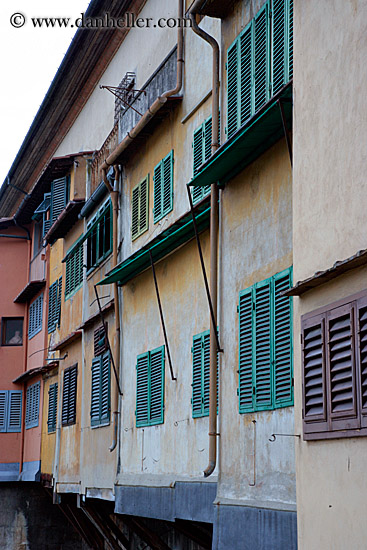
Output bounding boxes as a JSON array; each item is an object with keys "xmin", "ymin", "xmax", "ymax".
[{"xmin": 0, "ymin": 1, "xmax": 91, "ymax": 184}]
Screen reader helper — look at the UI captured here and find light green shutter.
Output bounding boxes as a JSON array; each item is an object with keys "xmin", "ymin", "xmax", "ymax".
[
  {"xmin": 192, "ymin": 334, "xmax": 203, "ymax": 417},
  {"xmin": 136, "ymin": 352, "xmax": 149, "ymax": 426},
  {"xmin": 149, "ymin": 346, "xmax": 165, "ymax": 425},
  {"xmin": 254, "ymin": 279, "xmax": 272, "ymax": 408},
  {"xmin": 274, "ymin": 268, "xmax": 293, "ymax": 406},
  {"xmin": 131, "ymin": 184, "xmax": 140, "ymax": 239},
  {"xmin": 238, "ymin": 289, "xmax": 254, "ymax": 412},
  {"xmin": 132, "ymin": 176, "xmax": 149, "ymax": 241}
]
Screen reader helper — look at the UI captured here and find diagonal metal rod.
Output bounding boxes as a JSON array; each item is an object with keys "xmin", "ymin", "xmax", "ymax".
[
  {"xmin": 186, "ymin": 184, "xmax": 223, "ymax": 353},
  {"xmin": 149, "ymin": 250, "xmax": 176, "ymax": 381},
  {"xmin": 277, "ymin": 99, "xmax": 293, "ymax": 167},
  {"xmin": 94, "ymin": 285, "xmax": 123, "ymax": 396},
  {"xmin": 100, "ymin": 85, "xmax": 144, "ymax": 116}
]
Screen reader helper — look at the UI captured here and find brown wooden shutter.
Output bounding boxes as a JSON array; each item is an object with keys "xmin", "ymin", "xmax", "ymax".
[
  {"xmin": 302, "ymin": 314, "xmax": 328, "ymax": 436},
  {"xmin": 357, "ymin": 295, "xmax": 367, "ymax": 428}
]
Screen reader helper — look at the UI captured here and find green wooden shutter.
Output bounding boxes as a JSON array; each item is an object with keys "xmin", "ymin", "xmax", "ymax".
[
  {"xmin": 48, "ymin": 281, "xmax": 57, "ymax": 333},
  {"xmin": 56, "ymin": 277, "xmax": 62, "ymax": 325},
  {"xmin": 273, "ymin": 269, "xmax": 293, "ymax": 406},
  {"xmin": 136, "ymin": 352, "xmax": 149, "ymax": 426},
  {"xmin": 131, "ymin": 183, "xmax": 140, "ymax": 240},
  {"xmin": 7, "ymin": 391, "xmax": 22, "ymax": 433},
  {"xmin": 149, "ymin": 346, "xmax": 165, "ymax": 425},
  {"xmin": 68, "ymin": 366, "xmax": 77, "ymax": 424},
  {"xmin": 192, "ymin": 127, "xmax": 204, "ymax": 204},
  {"xmin": 153, "ymin": 163, "xmax": 162, "ymax": 223},
  {"xmin": 272, "ymin": 0, "xmax": 286, "ymax": 95},
  {"xmin": 91, "ymin": 357, "xmax": 101, "ymax": 426},
  {"xmin": 162, "ymin": 152, "xmax": 173, "ymax": 216},
  {"xmin": 202, "ymin": 332, "xmax": 210, "ymax": 415},
  {"xmin": 192, "ymin": 334, "xmax": 203, "ymax": 417},
  {"xmin": 288, "ymin": 0, "xmax": 293, "ymax": 80},
  {"xmin": 240, "ymin": 23, "xmax": 253, "ymax": 125},
  {"xmin": 238, "ymin": 288, "xmax": 254, "ymax": 412},
  {"xmin": 50, "ymin": 177, "xmax": 67, "ymax": 224},
  {"xmin": 254, "ymin": 279, "xmax": 272, "ymax": 408},
  {"xmin": 100, "ymin": 352, "xmax": 110, "ymax": 422},
  {"xmin": 254, "ymin": 3, "xmax": 270, "ymax": 112},
  {"xmin": 0, "ymin": 391, "xmax": 7, "ymax": 432},
  {"xmin": 47, "ymin": 383, "xmax": 58, "ymax": 433},
  {"xmin": 62, "ymin": 367, "xmax": 77, "ymax": 426},
  {"xmin": 132, "ymin": 177, "xmax": 149, "ymax": 241},
  {"xmin": 227, "ymin": 40, "xmax": 239, "ymax": 138}
]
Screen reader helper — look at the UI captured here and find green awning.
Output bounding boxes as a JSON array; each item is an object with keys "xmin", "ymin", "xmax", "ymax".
[
  {"xmin": 98, "ymin": 203, "xmax": 211, "ymax": 286},
  {"xmin": 189, "ymin": 83, "xmax": 292, "ymax": 188}
]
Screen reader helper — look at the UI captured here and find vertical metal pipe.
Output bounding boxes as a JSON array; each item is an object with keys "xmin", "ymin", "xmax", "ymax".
[{"xmin": 189, "ymin": 2, "xmax": 220, "ymax": 477}]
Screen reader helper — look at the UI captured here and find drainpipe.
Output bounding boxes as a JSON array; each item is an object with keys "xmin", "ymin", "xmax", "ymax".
[
  {"xmin": 189, "ymin": 0, "xmax": 220, "ymax": 478},
  {"xmin": 100, "ymin": 0, "xmax": 184, "ymax": 453}
]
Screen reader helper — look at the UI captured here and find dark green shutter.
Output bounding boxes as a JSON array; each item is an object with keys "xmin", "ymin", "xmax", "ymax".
[
  {"xmin": 68, "ymin": 367, "xmax": 77, "ymax": 424},
  {"xmin": 136, "ymin": 352, "xmax": 149, "ymax": 426},
  {"xmin": 288, "ymin": 0, "xmax": 293, "ymax": 80},
  {"xmin": 254, "ymin": 4, "xmax": 269, "ymax": 112},
  {"xmin": 227, "ymin": 40, "xmax": 239, "ymax": 138},
  {"xmin": 238, "ymin": 289, "xmax": 254, "ymax": 411},
  {"xmin": 153, "ymin": 164, "xmax": 163, "ymax": 223},
  {"xmin": 47, "ymin": 383, "xmax": 58, "ymax": 433},
  {"xmin": 192, "ymin": 127, "xmax": 204, "ymax": 204},
  {"xmin": 192, "ymin": 335, "xmax": 203, "ymax": 417},
  {"xmin": 272, "ymin": 0, "xmax": 286, "ymax": 95},
  {"xmin": 202, "ymin": 332, "xmax": 210, "ymax": 415},
  {"xmin": 65, "ymin": 242, "xmax": 83, "ymax": 299},
  {"xmin": 91, "ymin": 357, "xmax": 101, "ymax": 425},
  {"xmin": 240, "ymin": 24, "xmax": 253, "ymax": 125},
  {"xmin": 48, "ymin": 281, "xmax": 57, "ymax": 333},
  {"xmin": 62, "ymin": 366, "xmax": 77, "ymax": 426},
  {"xmin": 100, "ymin": 352, "xmax": 110, "ymax": 422},
  {"xmin": 254, "ymin": 279, "xmax": 272, "ymax": 408},
  {"xmin": 273, "ymin": 269, "xmax": 293, "ymax": 405},
  {"xmin": 0, "ymin": 392, "xmax": 7, "ymax": 432},
  {"xmin": 131, "ymin": 183, "xmax": 140, "ymax": 239},
  {"xmin": 162, "ymin": 152, "xmax": 173, "ymax": 215},
  {"xmin": 50, "ymin": 177, "xmax": 67, "ymax": 225},
  {"xmin": 149, "ymin": 346, "xmax": 165, "ymax": 425}
]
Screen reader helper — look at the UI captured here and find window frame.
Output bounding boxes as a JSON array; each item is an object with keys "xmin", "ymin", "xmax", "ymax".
[
  {"xmin": 301, "ymin": 289, "xmax": 367, "ymax": 440},
  {"xmin": 153, "ymin": 151, "xmax": 174, "ymax": 224},
  {"xmin": 25, "ymin": 381, "xmax": 40, "ymax": 429},
  {"xmin": 86, "ymin": 199, "xmax": 112, "ymax": 274},
  {"xmin": 135, "ymin": 345, "xmax": 165, "ymax": 428},
  {"xmin": 238, "ymin": 267, "xmax": 293, "ymax": 414},
  {"xmin": 1, "ymin": 317, "xmax": 24, "ymax": 346}
]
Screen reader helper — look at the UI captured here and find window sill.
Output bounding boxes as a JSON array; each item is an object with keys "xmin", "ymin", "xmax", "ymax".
[
  {"xmin": 65, "ymin": 282, "xmax": 83, "ymax": 302},
  {"xmin": 91, "ymin": 420, "xmax": 110, "ymax": 429}
]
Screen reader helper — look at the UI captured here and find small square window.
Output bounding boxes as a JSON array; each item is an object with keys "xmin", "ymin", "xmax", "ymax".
[{"xmin": 2, "ymin": 318, "xmax": 23, "ymax": 346}]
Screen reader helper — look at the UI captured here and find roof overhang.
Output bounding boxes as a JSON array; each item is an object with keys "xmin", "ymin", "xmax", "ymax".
[
  {"xmin": 192, "ymin": 0, "xmax": 235, "ymax": 18},
  {"xmin": 12, "ymin": 362, "xmax": 58, "ymax": 384},
  {"xmin": 14, "ymin": 280, "xmax": 46, "ymax": 304},
  {"xmin": 189, "ymin": 83, "xmax": 292, "ymax": 189},
  {"xmin": 44, "ymin": 199, "xmax": 85, "ymax": 244}
]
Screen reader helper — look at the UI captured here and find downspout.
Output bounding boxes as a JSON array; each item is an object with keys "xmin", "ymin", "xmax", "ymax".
[
  {"xmin": 189, "ymin": 0, "xmax": 220, "ymax": 478},
  {"xmin": 100, "ymin": 0, "xmax": 184, "ymax": 453}
]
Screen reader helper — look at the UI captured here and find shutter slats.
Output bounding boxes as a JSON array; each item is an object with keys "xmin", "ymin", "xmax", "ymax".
[
  {"xmin": 240, "ymin": 25, "xmax": 253, "ymax": 125},
  {"xmin": 29, "ymin": 294, "xmax": 43, "ymax": 338},
  {"xmin": 101, "ymin": 353, "xmax": 110, "ymax": 421},
  {"xmin": 94, "ymin": 324, "xmax": 108, "ymax": 357},
  {"xmin": 62, "ymin": 366, "xmax": 77, "ymax": 426},
  {"xmin": 47, "ymin": 383, "xmax": 57, "ymax": 433},
  {"xmin": 255, "ymin": 282, "xmax": 272, "ymax": 407},
  {"xmin": 132, "ymin": 177, "xmax": 149, "ymax": 240},
  {"xmin": 136, "ymin": 353, "xmax": 149, "ymax": 426},
  {"xmin": 272, "ymin": 0, "xmax": 286, "ymax": 95},
  {"xmin": 274, "ymin": 272, "xmax": 292, "ymax": 403},
  {"xmin": 149, "ymin": 347, "xmax": 164, "ymax": 424},
  {"xmin": 51, "ymin": 177, "xmax": 67, "ymax": 224},
  {"xmin": 131, "ymin": 184, "xmax": 140, "ymax": 239},
  {"xmin": 8, "ymin": 391, "xmax": 22, "ymax": 432},
  {"xmin": 91, "ymin": 357, "xmax": 101, "ymax": 425},
  {"xmin": 359, "ymin": 306, "xmax": 367, "ymax": 412},
  {"xmin": 25, "ymin": 382, "xmax": 40, "ymax": 429},
  {"xmin": 227, "ymin": 41, "xmax": 238, "ymax": 139},
  {"xmin": 303, "ymin": 318, "xmax": 326, "ymax": 423},
  {"xmin": 153, "ymin": 164, "xmax": 162, "ymax": 223},
  {"xmin": 0, "ymin": 392, "xmax": 7, "ymax": 432},
  {"xmin": 192, "ymin": 336, "xmax": 203, "ymax": 417},
  {"xmin": 239, "ymin": 289, "xmax": 254, "ymax": 411},
  {"xmin": 254, "ymin": 5, "xmax": 269, "ymax": 112}
]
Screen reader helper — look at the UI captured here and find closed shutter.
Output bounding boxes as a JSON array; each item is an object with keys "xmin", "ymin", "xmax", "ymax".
[
  {"xmin": 50, "ymin": 177, "xmax": 67, "ymax": 224},
  {"xmin": 56, "ymin": 277, "xmax": 62, "ymax": 325},
  {"xmin": 254, "ymin": 280, "xmax": 272, "ymax": 408},
  {"xmin": 273, "ymin": 269, "xmax": 293, "ymax": 405},
  {"xmin": 136, "ymin": 352, "xmax": 149, "ymax": 427},
  {"xmin": 65, "ymin": 244, "xmax": 83, "ymax": 298},
  {"xmin": 358, "ymin": 299, "xmax": 367, "ymax": 427},
  {"xmin": 132, "ymin": 177, "xmax": 149, "ymax": 240},
  {"xmin": 327, "ymin": 304, "xmax": 358, "ymax": 430},
  {"xmin": 47, "ymin": 383, "xmax": 58, "ymax": 433},
  {"xmin": 132, "ymin": 184, "xmax": 140, "ymax": 239},
  {"xmin": 240, "ymin": 24, "xmax": 253, "ymax": 126},
  {"xmin": 48, "ymin": 281, "xmax": 58, "ymax": 333},
  {"xmin": 272, "ymin": 0, "xmax": 286, "ymax": 95},
  {"xmin": 29, "ymin": 295, "xmax": 43, "ymax": 339},
  {"xmin": 100, "ymin": 352, "xmax": 110, "ymax": 422},
  {"xmin": 62, "ymin": 365, "xmax": 77, "ymax": 426},
  {"xmin": 192, "ymin": 334, "xmax": 203, "ymax": 417},
  {"xmin": 0, "ymin": 391, "xmax": 7, "ymax": 432},
  {"xmin": 202, "ymin": 332, "xmax": 210, "ymax": 415},
  {"xmin": 7, "ymin": 391, "xmax": 22, "ymax": 433},
  {"xmin": 68, "ymin": 366, "xmax": 77, "ymax": 425},
  {"xmin": 26, "ymin": 382, "xmax": 40, "ymax": 429},
  {"xmin": 43, "ymin": 219, "xmax": 51, "ymax": 238},
  {"xmin": 227, "ymin": 40, "xmax": 239, "ymax": 139},
  {"xmin": 91, "ymin": 357, "xmax": 101, "ymax": 425},
  {"xmin": 288, "ymin": 0, "xmax": 293, "ymax": 80},
  {"xmin": 302, "ymin": 315, "xmax": 328, "ymax": 434},
  {"xmin": 238, "ymin": 288, "xmax": 254, "ymax": 412},
  {"xmin": 149, "ymin": 346, "xmax": 165, "ymax": 425},
  {"xmin": 162, "ymin": 152, "xmax": 173, "ymax": 216},
  {"xmin": 153, "ymin": 163, "xmax": 162, "ymax": 223},
  {"xmin": 192, "ymin": 127, "xmax": 204, "ymax": 204},
  {"xmin": 254, "ymin": 4, "xmax": 269, "ymax": 112}
]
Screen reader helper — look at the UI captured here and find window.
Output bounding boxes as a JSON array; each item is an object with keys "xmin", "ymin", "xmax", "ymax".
[
  {"xmin": 91, "ymin": 352, "xmax": 110, "ymax": 426},
  {"xmin": 33, "ymin": 219, "xmax": 43, "ymax": 256},
  {"xmin": 28, "ymin": 294, "xmax": 43, "ymax": 339},
  {"xmin": 153, "ymin": 151, "xmax": 174, "ymax": 223},
  {"xmin": 191, "ymin": 330, "xmax": 219, "ymax": 418},
  {"xmin": 62, "ymin": 365, "xmax": 77, "ymax": 426},
  {"xmin": 33, "ymin": 192, "xmax": 51, "ymax": 238},
  {"xmin": 86, "ymin": 200, "xmax": 112, "ymax": 272},
  {"xmin": 25, "ymin": 382, "xmax": 40, "ymax": 429},
  {"xmin": 2, "ymin": 318, "xmax": 23, "ymax": 346},
  {"xmin": 136, "ymin": 346, "xmax": 165, "ymax": 427},
  {"xmin": 132, "ymin": 175, "xmax": 149, "ymax": 240},
  {"xmin": 0, "ymin": 391, "xmax": 22, "ymax": 433},
  {"xmin": 47, "ymin": 383, "xmax": 58, "ymax": 433},
  {"xmin": 238, "ymin": 267, "xmax": 293, "ymax": 413},
  {"xmin": 65, "ymin": 239, "xmax": 84, "ymax": 299},
  {"xmin": 192, "ymin": 116, "xmax": 220, "ymax": 204},
  {"xmin": 302, "ymin": 290, "xmax": 367, "ymax": 440},
  {"xmin": 227, "ymin": 0, "xmax": 293, "ymax": 139},
  {"xmin": 48, "ymin": 278, "xmax": 62, "ymax": 332},
  {"xmin": 94, "ymin": 324, "xmax": 108, "ymax": 357}
]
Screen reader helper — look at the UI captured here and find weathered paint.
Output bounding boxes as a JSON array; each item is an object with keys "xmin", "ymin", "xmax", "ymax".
[
  {"xmin": 40, "ymin": 369, "xmax": 58, "ymax": 476},
  {"xmin": 293, "ymin": 0, "xmax": 367, "ymax": 547}
]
